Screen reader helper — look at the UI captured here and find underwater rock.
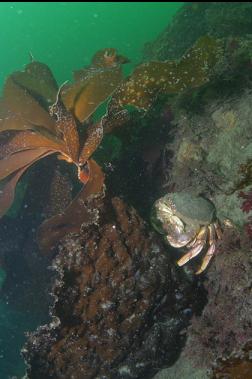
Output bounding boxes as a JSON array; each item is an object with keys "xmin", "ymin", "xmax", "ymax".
[
  {"xmin": 153, "ymin": 227, "xmax": 251, "ymax": 379},
  {"xmin": 143, "ymin": 2, "xmax": 252, "ymax": 61},
  {"xmin": 207, "ymin": 94, "xmax": 252, "ymax": 195},
  {"xmin": 238, "ymin": 188, "xmax": 252, "ymax": 240},
  {"xmin": 176, "ymin": 138, "xmax": 203, "ymax": 165},
  {"xmin": 164, "ymin": 87, "xmax": 252, "ymax": 231},
  {"xmin": 183, "ymin": 247, "xmax": 252, "ymax": 374},
  {"xmin": 151, "ymin": 84, "xmax": 252, "ymax": 374},
  {"xmin": 145, "ymin": 10, "xmax": 252, "ymax": 378},
  {"xmin": 212, "ymin": 341, "xmax": 252, "ymax": 379},
  {"xmin": 143, "ymin": 3, "xmax": 209, "ymax": 61},
  {"xmin": 23, "ymin": 197, "xmax": 197, "ymax": 379},
  {"xmin": 153, "ymin": 354, "xmax": 209, "ymax": 379},
  {"xmin": 151, "ymin": 53, "xmax": 252, "ymax": 377},
  {"xmin": 3, "ymin": 5, "xmax": 252, "ymax": 379}
]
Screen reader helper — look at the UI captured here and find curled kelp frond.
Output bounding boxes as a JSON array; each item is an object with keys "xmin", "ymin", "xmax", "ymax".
[
  {"xmin": 61, "ymin": 48, "xmax": 129, "ymax": 123},
  {"xmin": 0, "ymin": 47, "xmax": 128, "ymax": 217},
  {"xmin": 0, "ymin": 63, "xmax": 76, "ymax": 216}
]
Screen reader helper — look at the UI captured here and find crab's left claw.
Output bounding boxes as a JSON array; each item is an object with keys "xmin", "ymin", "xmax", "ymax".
[
  {"xmin": 177, "ymin": 226, "xmax": 207, "ymax": 267},
  {"xmin": 177, "ymin": 242, "xmax": 205, "ymax": 267}
]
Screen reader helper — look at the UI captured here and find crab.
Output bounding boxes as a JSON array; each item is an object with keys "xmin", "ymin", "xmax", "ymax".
[{"xmin": 151, "ymin": 192, "xmax": 222, "ymax": 274}]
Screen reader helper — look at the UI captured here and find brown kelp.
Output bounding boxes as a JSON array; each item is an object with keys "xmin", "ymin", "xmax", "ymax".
[
  {"xmin": 112, "ymin": 35, "xmax": 223, "ymax": 110},
  {"xmin": 61, "ymin": 48, "xmax": 129, "ymax": 123},
  {"xmin": 0, "ymin": 49, "xmax": 128, "ymax": 218},
  {"xmin": 0, "ymin": 36, "xmax": 236, "ymax": 249}
]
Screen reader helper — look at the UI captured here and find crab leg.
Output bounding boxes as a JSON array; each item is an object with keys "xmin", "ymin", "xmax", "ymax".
[
  {"xmin": 214, "ymin": 221, "xmax": 222, "ymax": 240},
  {"xmin": 187, "ymin": 236, "xmax": 198, "ymax": 248},
  {"xmin": 177, "ymin": 226, "xmax": 207, "ymax": 267},
  {"xmin": 196, "ymin": 224, "xmax": 216, "ymax": 275},
  {"xmin": 167, "ymin": 233, "xmax": 193, "ymax": 248},
  {"xmin": 195, "ymin": 243, "xmax": 215, "ymax": 275}
]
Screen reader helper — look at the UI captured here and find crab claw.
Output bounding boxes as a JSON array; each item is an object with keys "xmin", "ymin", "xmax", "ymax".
[
  {"xmin": 177, "ymin": 241, "xmax": 205, "ymax": 267},
  {"xmin": 167, "ymin": 233, "xmax": 193, "ymax": 248},
  {"xmin": 177, "ymin": 226, "xmax": 207, "ymax": 267},
  {"xmin": 196, "ymin": 224, "xmax": 216, "ymax": 274},
  {"xmin": 214, "ymin": 221, "xmax": 222, "ymax": 240}
]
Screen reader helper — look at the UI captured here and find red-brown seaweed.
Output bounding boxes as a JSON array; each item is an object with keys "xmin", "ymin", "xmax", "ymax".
[
  {"xmin": 61, "ymin": 48, "xmax": 129, "ymax": 123},
  {"xmin": 0, "ymin": 49, "xmax": 128, "ymax": 218},
  {"xmin": 38, "ymin": 159, "xmax": 105, "ymax": 253},
  {"xmin": 24, "ymin": 197, "xmax": 195, "ymax": 379},
  {"xmin": 112, "ymin": 36, "xmax": 222, "ymax": 110}
]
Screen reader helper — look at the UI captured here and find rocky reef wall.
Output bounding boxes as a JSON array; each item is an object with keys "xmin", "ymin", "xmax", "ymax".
[{"xmin": 1, "ymin": 3, "xmax": 252, "ymax": 379}]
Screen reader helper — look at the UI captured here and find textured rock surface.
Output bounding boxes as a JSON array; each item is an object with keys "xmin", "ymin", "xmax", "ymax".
[
  {"xmin": 6, "ymin": 4, "xmax": 252, "ymax": 379},
  {"xmin": 143, "ymin": 2, "xmax": 252, "ymax": 61},
  {"xmin": 168, "ymin": 89, "xmax": 252, "ymax": 230},
  {"xmin": 184, "ymin": 247, "xmax": 252, "ymax": 366},
  {"xmin": 152, "ymin": 70, "xmax": 252, "ymax": 379},
  {"xmin": 142, "ymin": 4, "xmax": 252, "ymax": 378},
  {"xmin": 24, "ymin": 197, "xmax": 197, "ymax": 379},
  {"xmin": 153, "ymin": 355, "xmax": 209, "ymax": 379}
]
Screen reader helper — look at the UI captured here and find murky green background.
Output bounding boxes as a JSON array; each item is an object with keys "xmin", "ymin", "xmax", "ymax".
[{"xmin": 0, "ymin": 2, "xmax": 183, "ymax": 88}]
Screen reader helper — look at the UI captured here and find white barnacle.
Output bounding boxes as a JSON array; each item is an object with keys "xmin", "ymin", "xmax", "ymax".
[
  {"xmin": 100, "ymin": 301, "xmax": 114, "ymax": 310},
  {"xmin": 118, "ymin": 366, "xmax": 132, "ymax": 375}
]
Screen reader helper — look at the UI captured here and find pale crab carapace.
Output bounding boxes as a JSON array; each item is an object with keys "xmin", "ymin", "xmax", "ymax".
[{"xmin": 151, "ymin": 192, "xmax": 222, "ymax": 274}]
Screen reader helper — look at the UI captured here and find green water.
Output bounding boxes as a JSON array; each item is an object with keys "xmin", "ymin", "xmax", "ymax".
[
  {"xmin": 0, "ymin": 3, "xmax": 183, "ymax": 378},
  {"xmin": 0, "ymin": 2, "xmax": 182, "ymax": 88}
]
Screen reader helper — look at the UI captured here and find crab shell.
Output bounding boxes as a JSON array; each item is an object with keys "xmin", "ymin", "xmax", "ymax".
[{"xmin": 151, "ymin": 192, "xmax": 216, "ymax": 248}]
